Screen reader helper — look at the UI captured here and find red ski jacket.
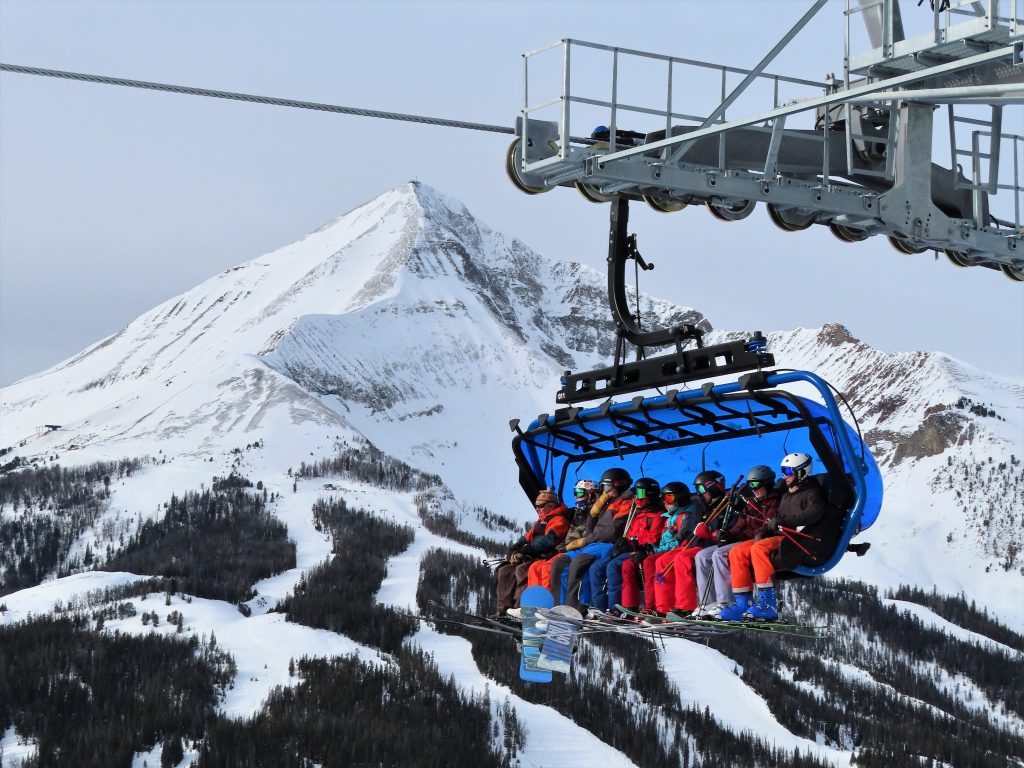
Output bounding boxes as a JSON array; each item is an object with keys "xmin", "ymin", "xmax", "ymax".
[
  {"xmin": 516, "ymin": 503, "xmax": 571, "ymax": 557},
  {"xmin": 624, "ymin": 505, "xmax": 667, "ymax": 547}
]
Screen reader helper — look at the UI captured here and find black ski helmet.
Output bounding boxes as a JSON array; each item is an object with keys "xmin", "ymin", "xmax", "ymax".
[
  {"xmin": 694, "ymin": 470, "xmax": 726, "ymax": 496},
  {"xmin": 746, "ymin": 465, "xmax": 776, "ymax": 489},
  {"xmin": 632, "ymin": 477, "xmax": 661, "ymax": 502},
  {"xmin": 600, "ymin": 467, "xmax": 632, "ymax": 491},
  {"xmin": 661, "ymin": 481, "xmax": 691, "ymax": 506}
]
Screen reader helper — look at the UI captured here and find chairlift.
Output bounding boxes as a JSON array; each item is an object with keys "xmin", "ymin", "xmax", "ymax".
[
  {"xmin": 510, "ymin": 197, "xmax": 882, "ymax": 578},
  {"xmin": 511, "ymin": 370, "xmax": 882, "ymax": 577}
]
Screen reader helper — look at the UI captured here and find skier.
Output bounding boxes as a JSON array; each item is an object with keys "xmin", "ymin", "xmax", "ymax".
[
  {"xmin": 694, "ymin": 465, "xmax": 780, "ymax": 619},
  {"xmin": 720, "ymin": 453, "xmax": 832, "ymax": 622},
  {"xmin": 620, "ymin": 481, "xmax": 692, "ymax": 616},
  {"xmin": 557, "ymin": 467, "xmax": 634, "ymax": 610},
  {"xmin": 526, "ymin": 479, "xmax": 599, "ymax": 591},
  {"xmin": 587, "ymin": 477, "xmax": 665, "ymax": 616},
  {"xmin": 651, "ymin": 470, "xmax": 726, "ymax": 615},
  {"xmin": 493, "ymin": 488, "xmax": 570, "ymax": 618}
]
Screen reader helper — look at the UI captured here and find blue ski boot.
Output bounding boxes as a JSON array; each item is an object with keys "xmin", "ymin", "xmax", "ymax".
[
  {"xmin": 746, "ymin": 587, "xmax": 778, "ymax": 621},
  {"xmin": 718, "ymin": 592, "xmax": 752, "ymax": 622}
]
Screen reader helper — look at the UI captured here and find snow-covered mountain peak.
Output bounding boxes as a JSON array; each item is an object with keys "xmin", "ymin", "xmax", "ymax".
[{"xmin": 0, "ymin": 181, "xmax": 706, "ymax": 484}]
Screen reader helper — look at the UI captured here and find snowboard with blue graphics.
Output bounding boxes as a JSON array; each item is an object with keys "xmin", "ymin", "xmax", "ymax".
[
  {"xmin": 518, "ymin": 585, "xmax": 554, "ymax": 683},
  {"xmin": 537, "ymin": 605, "xmax": 583, "ymax": 674}
]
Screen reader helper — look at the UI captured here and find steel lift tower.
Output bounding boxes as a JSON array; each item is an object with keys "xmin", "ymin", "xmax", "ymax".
[{"xmin": 507, "ymin": 0, "xmax": 1024, "ymax": 282}]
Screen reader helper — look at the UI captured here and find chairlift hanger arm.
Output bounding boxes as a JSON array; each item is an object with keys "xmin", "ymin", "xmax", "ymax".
[
  {"xmin": 607, "ymin": 198, "xmax": 704, "ymax": 349},
  {"xmin": 558, "ymin": 199, "xmax": 775, "ymax": 405}
]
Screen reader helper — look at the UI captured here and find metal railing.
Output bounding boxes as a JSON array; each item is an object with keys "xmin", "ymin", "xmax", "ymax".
[
  {"xmin": 846, "ymin": 0, "xmax": 1024, "ymax": 74},
  {"xmin": 519, "ymin": 38, "xmax": 824, "ymax": 175}
]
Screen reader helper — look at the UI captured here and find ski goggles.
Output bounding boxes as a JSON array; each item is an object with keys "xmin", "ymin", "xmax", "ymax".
[
  {"xmin": 662, "ymin": 492, "xmax": 677, "ymax": 505},
  {"xmin": 781, "ymin": 466, "xmax": 797, "ymax": 477},
  {"xmin": 696, "ymin": 481, "xmax": 720, "ymax": 494},
  {"xmin": 748, "ymin": 480, "xmax": 765, "ymax": 489},
  {"xmin": 573, "ymin": 487, "xmax": 590, "ymax": 499},
  {"xmin": 634, "ymin": 487, "xmax": 648, "ymax": 500},
  {"xmin": 601, "ymin": 479, "xmax": 627, "ymax": 491},
  {"xmin": 535, "ymin": 501, "xmax": 554, "ymax": 509}
]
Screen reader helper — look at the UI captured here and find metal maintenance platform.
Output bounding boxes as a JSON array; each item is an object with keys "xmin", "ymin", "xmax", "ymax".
[{"xmin": 507, "ymin": 0, "xmax": 1024, "ymax": 280}]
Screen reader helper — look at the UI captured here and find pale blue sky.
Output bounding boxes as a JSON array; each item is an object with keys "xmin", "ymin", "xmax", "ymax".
[{"xmin": 1, "ymin": 0, "xmax": 1022, "ymax": 386}]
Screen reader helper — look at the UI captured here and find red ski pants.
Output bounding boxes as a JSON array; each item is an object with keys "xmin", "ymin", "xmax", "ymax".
[
  {"xmin": 652, "ymin": 546, "xmax": 702, "ymax": 613},
  {"xmin": 620, "ymin": 552, "xmax": 661, "ymax": 609},
  {"xmin": 729, "ymin": 536, "xmax": 783, "ymax": 592},
  {"xmin": 527, "ymin": 558, "xmax": 553, "ymax": 590}
]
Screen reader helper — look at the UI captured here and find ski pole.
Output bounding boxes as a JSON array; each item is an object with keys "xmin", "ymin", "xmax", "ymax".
[
  {"xmin": 778, "ymin": 525, "xmax": 821, "ymax": 541},
  {"xmin": 695, "ymin": 549, "xmax": 717, "ymax": 612},
  {"xmin": 675, "ymin": 475, "xmax": 744, "ymax": 555},
  {"xmin": 778, "ymin": 527, "xmax": 814, "ymax": 557},
  {"xmin": 653, "ymin": 475, "xmax": 743, "ymax": 583},
  {"xmin": 621, "ymin": 497, "xmax": 640, "ymax": 534}
]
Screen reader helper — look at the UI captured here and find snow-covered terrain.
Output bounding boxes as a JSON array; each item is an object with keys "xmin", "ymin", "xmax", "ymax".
[{"xmin": 1, "ymin": 181, "xmax": 1021, "ymax": 766}]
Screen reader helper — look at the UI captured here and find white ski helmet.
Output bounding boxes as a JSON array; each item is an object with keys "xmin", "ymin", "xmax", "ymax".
[
  {"xmin": 573, "ymin": 479, "xmax": 599, "ymax": 505},
  {"xmin": 780, "ymin": 453, "xmax": 813, "ymax": 482}
]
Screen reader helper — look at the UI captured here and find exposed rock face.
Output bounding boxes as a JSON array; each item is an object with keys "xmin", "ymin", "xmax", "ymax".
[
  {"xmin": 892, "ymin": 411, "xmax": 974, "ymax": 464},
  {"xmin": 864, "ymin": 415, "xmax": 972, "ymax": 467},
  {"xmin": 817, "ymin": 323, "xmax": 860, "ymax": 347}
]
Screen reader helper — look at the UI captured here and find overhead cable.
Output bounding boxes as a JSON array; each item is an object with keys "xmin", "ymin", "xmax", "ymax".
[{"xmin": 0, "ymin": 62, "xmax": 593, "ymax": 143}]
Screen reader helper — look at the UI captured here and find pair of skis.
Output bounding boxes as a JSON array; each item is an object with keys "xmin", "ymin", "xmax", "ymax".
[{"xmin": 614, "ymin": 604, "xmax": 826, "ymax": 638}]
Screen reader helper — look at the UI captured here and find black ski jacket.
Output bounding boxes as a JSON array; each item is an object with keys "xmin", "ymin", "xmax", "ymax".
[{"xmin": 772, "ymin": 479, "xmax": 842, "ymax": 571}]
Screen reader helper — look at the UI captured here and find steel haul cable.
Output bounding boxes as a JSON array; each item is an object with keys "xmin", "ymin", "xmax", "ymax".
[{"xmin": 0, "ymin": 63, "xmax": 596, "ymax": 144}]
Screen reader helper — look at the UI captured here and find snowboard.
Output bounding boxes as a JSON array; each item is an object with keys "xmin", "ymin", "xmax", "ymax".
[
  {"xmin": 536, "ymin": 605, "xmax": 583, "ymax": 674},
  {"xmin": 518, "ymin": 585, "xmax": 554, "ymax": 683}
]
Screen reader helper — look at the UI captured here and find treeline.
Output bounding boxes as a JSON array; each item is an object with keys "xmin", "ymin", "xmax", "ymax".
[
  {"xmin": 417, "ymin": 549, "xmax": 830, "ymax": 768},
  {"xmin": 700, "ymin": 578, "xmax": 1024, "ymax": 768},
  {"xmin": 0, "ymin": 614, "xmax": 233, "ymax": 768},
  {"xmin": 101, "ymin": 484, "xmax": 295, "ymax": 604},
  {"xmin": 275, "ymin": 496, "xmax": 415, "ymax": 654},
  {"xmin": 0, "ymin": 460, "xmax": 142, "ymax": 595},
  {"xmin": 415, "ymin": 495, "xmax": 509, "ymax": 553},
  {"xmin": 887, "ymin": 583, "xmax": 1024, "ymax": 653},
  {"xmin": 196, "ymin": 649, "xmax": 512, "ymax": 768},
  {"xmin": 0, "ymin": 612, "xmax": 514, "ymax": 767},
  {"xmin": 294, "ymin": 443, "xmax": 441, "ymax": 491}
]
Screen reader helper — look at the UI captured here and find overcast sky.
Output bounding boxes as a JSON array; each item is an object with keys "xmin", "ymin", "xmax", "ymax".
[{"xmin": 1, "ymin": 0, "xmax": 1022, "ymax": 389}]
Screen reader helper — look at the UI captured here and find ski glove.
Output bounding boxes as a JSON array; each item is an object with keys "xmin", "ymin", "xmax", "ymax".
[
  {"xmin": 631, "ymin": 546, "xmax": 652, "ymax": 563},
  {"xmin": 589, "ymin": 492, "xmax": 612, "ymax": 518},
  {"xmin": 754, "ymin": 519, "xmax": 778, "ymax": 542},
  {"xmin": 508, "ymin": 551, "xmax": 526, "ymax": 565},
  {"xmin": 564, "ymin": 538, "xmax": 586, "ymax": 552},
  {"xmin": 693, "ymin": 522, "xmax": 713, "ymax": 541}
]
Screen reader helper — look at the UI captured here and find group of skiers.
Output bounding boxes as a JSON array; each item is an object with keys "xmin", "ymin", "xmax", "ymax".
[{"xmin": 493, "ymin": 453, "xmax": 838, "ymax": 624}]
